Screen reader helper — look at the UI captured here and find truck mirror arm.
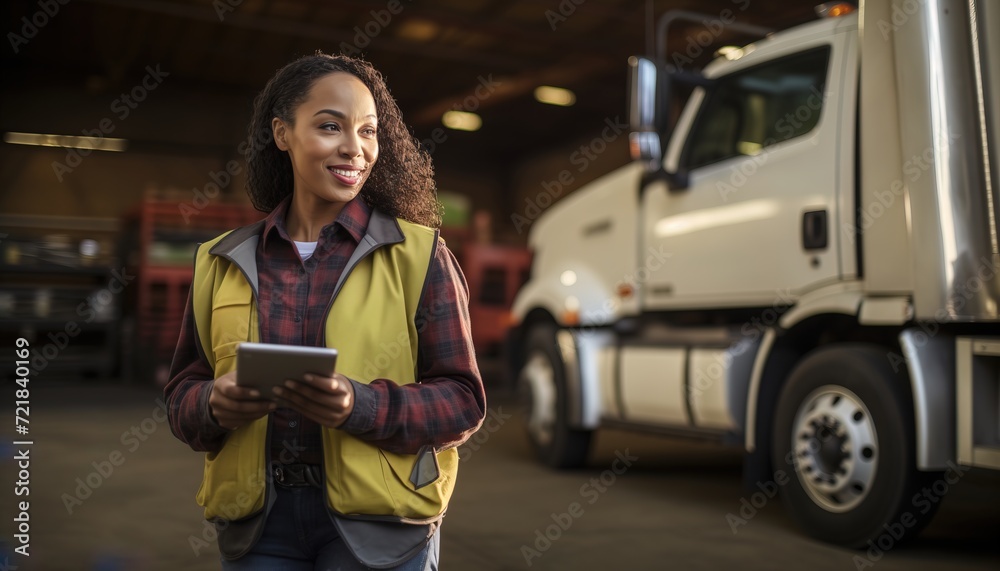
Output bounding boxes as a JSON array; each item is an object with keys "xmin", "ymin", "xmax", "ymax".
[
  {"xmin": 640, "ymin": 167, "xmax": 690, "ymax": 195},
  {"xmin": 665, "ymin": 69, "xmax": 715, "ymax": 88}
]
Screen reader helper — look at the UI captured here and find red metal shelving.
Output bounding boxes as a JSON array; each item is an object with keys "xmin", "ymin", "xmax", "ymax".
[{"xmin": 124, "ymin": 197, "xmax": 263, "ymax": 384}]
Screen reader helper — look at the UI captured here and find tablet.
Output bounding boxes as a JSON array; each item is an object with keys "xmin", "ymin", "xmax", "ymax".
[{"xmin": 235, "ymin": 342, "xmax": 338, "ymax": 399}]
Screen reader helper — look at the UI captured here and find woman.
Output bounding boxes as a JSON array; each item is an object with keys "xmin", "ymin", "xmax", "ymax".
[{"xmin": 165, "ymin": 52, "xmax": 486, "ymax": 570}]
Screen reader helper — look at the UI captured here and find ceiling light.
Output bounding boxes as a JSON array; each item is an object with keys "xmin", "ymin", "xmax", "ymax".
[
  {"xmin": 396, "ymin": 18, "xmax": 439, "ymax": 42},
  {"xmin": 4, "ymin": 132, "xmax": 128, "ymax": 152},
  {"xmin": 442, "ymin": 111, "xmax": 482, "ymax": 132},
  {"xmin": 534, "ymin": 86, "xmax": 576, "ymax": 106}
]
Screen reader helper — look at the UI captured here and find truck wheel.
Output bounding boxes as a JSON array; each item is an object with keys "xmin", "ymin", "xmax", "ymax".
[
  {"xmin": 771, "ymin": 344, "xmax": 942, "ymax": 547},
  {"xmin": 518, "ymin": 324, "xmax": 592, "ymax": 468}
]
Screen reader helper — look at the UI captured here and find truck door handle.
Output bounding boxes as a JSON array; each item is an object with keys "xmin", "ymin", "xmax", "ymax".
[{"xmin": 802, "ymin": 210, "xmax": 828, "ymax": 250}]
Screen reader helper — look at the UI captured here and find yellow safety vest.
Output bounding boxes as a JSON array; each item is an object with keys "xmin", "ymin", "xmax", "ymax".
[{"xmin": 189, "ymin": 209, "xmax": 458, "ymax": 524}]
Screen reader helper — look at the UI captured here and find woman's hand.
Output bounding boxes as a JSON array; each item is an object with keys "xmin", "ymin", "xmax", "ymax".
[
  {"xmin": 272, "ymin": 373, "xmax": 355, "ymax": 429},
  {"xmin": 208, "ymin": 371, "xmax": 276, "ymax": 430}
]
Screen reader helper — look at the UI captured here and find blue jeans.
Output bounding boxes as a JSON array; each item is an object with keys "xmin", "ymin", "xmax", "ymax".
[{"xmin": 220, "ymin": 486, "xmax": 439, "ymax": 570}]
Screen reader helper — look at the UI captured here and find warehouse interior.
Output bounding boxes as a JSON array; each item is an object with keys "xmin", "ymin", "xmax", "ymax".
[
  {"xmin": 0, "ymin": 0, "xmax": 824, "ymax": 385},
  {"xmin": 2, "ymin": 0, "xmax": 1000, "ymax": 569}
]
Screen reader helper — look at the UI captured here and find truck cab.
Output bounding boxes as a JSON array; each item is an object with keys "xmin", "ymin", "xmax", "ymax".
[{"xmin": 509, "ymin": 0, "xmax": 1000, "ymax": 547}]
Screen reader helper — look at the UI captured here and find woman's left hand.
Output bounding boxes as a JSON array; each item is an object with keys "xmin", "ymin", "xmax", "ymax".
[{"xmin": 272, "ymin": 373, "xmax": 355, "ymax": 428}]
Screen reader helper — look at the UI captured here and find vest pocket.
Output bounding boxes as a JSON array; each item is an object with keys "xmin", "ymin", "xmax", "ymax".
[
  {"xmin": 212, "ymin": 339, "xmax": 241, "ymax": 378},
  {"xmin": 210, "ymin": 296, "xmax": 252, "ymax": 371},
  {"xmin": 377, "ymin": 448, "xmax": 456, "ymax": 520},
  {"xmin": 197, "ymin": 417, "xmax": 268, "ymax": 521},
  {"xmin": 330, "ymin": 440, "xmax": 395, "ymax": 514},
  {"xmin": 324, "ymin": 433, "xmax": 455, "ymax": 521}
]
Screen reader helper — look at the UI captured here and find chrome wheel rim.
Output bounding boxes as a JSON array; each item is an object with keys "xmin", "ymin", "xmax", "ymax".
[
  {"xmin": 791, "ymin": 385, "xmax": 878, "ymax": 513},
  {"xmin": 520, "ymin": 350, "xmax": 557, "ymax": 447}
]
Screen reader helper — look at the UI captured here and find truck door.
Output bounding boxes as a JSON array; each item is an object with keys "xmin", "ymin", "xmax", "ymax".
[{"xmin": 643, "ymin": 31, "xmax": 855, "ymax": 310}]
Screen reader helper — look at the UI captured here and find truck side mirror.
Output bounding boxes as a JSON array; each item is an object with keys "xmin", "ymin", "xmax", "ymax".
[{"xmin": 628, "ymin": 56, "xmax": 663, "ymax": 171}]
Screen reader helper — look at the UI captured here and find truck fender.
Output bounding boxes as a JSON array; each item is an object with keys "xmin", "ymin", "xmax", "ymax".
[
  {"xmin": 558, "ymin": 328, "xmax": 616, "ymax": 429},
  {"xmin": 746, "ymin": 284, "xmax": 865, "ymax": 452},
  {"xmin": 899, "ymin": 328, "xmax": 955, "ymax": 470}
]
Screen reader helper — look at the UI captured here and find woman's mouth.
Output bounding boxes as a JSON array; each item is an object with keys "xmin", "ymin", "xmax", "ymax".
[{"xmin": 327, "ymin": 166, "xmax": 364, "ymax": 186}]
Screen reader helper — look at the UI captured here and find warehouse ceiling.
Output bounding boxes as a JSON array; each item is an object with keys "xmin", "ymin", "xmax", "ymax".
[{"xmin": 3, "ymin": 0, "xmax": 822, "ymax": 170}]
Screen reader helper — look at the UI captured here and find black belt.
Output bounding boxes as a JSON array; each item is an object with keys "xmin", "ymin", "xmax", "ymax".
[{"xmin": 271, "ymin": 463, "xmax": 323, "ymax": 488}]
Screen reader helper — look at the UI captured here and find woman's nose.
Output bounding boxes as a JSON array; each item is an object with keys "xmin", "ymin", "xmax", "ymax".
[{"xmin": 339, "ymin": 135, "xmax": 362, "ymax": 158}]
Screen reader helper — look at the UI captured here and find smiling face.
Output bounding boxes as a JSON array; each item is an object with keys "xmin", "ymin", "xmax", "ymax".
[{"xmin": 272, "ymin": 72, "xmax": 379, "ymax": 207}]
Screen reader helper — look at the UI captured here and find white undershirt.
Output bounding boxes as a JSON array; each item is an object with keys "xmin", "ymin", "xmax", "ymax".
[{"xmin": 294, "ymin": 240, "xmax": 318, "ymax": 261}]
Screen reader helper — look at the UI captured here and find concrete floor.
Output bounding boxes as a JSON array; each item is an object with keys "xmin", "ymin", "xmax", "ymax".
[{"xmin": 1, "ymin": 370, "xmax": 998, "ymax": 571}]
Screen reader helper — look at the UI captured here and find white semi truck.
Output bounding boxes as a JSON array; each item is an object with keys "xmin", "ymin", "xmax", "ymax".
[{"xmin": 509, "ymin": 0, "xmax": 999, "ymax": 547}]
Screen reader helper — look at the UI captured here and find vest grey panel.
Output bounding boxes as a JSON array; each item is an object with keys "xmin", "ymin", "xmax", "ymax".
[{"xmin": 209, "ymin": 221, "xmax": 266, "ymax": 298}]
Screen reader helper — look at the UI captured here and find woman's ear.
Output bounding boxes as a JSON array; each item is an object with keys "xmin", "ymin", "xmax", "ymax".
[{"xmin": 272, "ymin": 117, "xmax": 288, "ymax": 151}]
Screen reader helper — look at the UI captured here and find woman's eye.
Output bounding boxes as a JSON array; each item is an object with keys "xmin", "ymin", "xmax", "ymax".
[
  {"xmin": 362, "ymin": 128, "xmax": 376, "ymax": 136},
  {"xmin": 321, "ymin": 123, "xmax": 340, "ymax": 132}
]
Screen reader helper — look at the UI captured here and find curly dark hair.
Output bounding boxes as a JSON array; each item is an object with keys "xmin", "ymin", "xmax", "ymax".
[{"xmin": 245, "ymin": 52, "xmax": 441, "ymax": 227}]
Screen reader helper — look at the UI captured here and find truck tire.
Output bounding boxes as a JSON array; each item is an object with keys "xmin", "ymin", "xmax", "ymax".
[
  {"xmin": 771, "ymin": 344, "xmax": 942, "ymax": 548},
  {"xmin": 518, "ymin": 324, "xmax": 592, "ymax": 468}
]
